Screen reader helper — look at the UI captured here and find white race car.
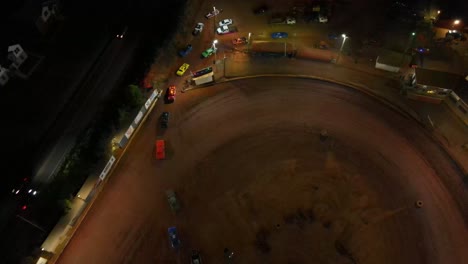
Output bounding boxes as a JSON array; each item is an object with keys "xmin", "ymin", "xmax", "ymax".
[{"xmin": 218, "ymin": 18, "xmax": 233, "ymax": 27}]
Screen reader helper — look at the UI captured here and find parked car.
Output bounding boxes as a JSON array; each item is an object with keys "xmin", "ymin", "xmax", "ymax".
[
  {"xmin": 178, "ymin": 44, "xmax": 193, "ymax": 57},
  {"xmin": 217, "ymin": 25, "xmax": 238, "ymax": 35},
  {"xmin": 232, "ymin": 37, "xmax": 247, "ymax": 45},
  {"xmin": 328, "ymin": 33, "xmax": 339, "ymax": 40},
  {"xmin": 271, "ymin": 32, "xmax": 288, "ymax": 39},
  {"xmin": 168, "ymin": 227, "xmax": 181, "ymax": 249},
  {"xmin": 192, "ymin": 23, "xmax": 204, "ymax": 36},
  {"xmin": 205, "ymin": 8, "xmax": 223, "ymax": 19},
  {"xmin": 218, "ymin": 18, "xmax": 233, "ymax": 27},
  {"xmin": 160, "ymin": 112, "xmax": 169, "ymax": 128},
  {"xmin": 176, "ymin": 63, "xmax": 190, "ymax": 76},
  {"xmin": 191, "ymin": 250, "xmax": 203, "ymax": 264},
  {"xmin": 201, "ymin": 47, "xmax": 216, "ymax": 58},
  {"xmin": 414, "ymin": 47, "xmax": 430, "ymax": 54},
  {"xmin": 319, "ymin": 14, "xmax": 328, "ymax": 23},
  {"xmin": 286, "ymin": 17, "xmax": 296, "ymax": 24},
  {"xmin": 165, "ymin": 85, "xmax": 176, "ymax": 102},
  {"xmin": 166, "ymin": 189, "xmax": 180, "ymax": 212},
  {"xmin": 253, "ymin": 5, "xmax": 268, "ymax": 15}
]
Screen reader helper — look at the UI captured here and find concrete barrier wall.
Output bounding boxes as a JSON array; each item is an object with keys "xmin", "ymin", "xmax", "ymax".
[
  {"xmin": 445, "ymin": 91, "xmax": 468, "ymax": 126},
  {"xmin": 407, "ymin": 92, "xmax": 443, "ymax": 104},
  {"xmin": 375, "ymin": 57, "xmax": 400, "ymax": 73}
]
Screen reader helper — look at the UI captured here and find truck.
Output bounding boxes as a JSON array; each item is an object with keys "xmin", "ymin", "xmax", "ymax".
[
  {"xmin": 192, "ymin": 72, "xmax": 214, "ymax": 85},
  {"xmin": 216, "ymin": 25, "xmax": 238, "ymax": 35}
]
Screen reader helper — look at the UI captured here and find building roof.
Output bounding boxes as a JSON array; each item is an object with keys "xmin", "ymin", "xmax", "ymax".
[
  {"xmin": 7, "ymin": 44, "xmax": 21, "ymax": 53},
  {"xmin": 415, "ymin": 67, "xmax": 465, "ymax": 91}
]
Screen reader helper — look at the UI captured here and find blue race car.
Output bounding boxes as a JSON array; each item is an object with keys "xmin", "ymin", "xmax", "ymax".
[
  {"xmin": 178, "ymin": 44, "xmax": 193, "ymax": 57},
  {"xmin": 168, "ymin": 227, "xmax": 181, "ymax": 249},
  {"xmin": 271, "ymin": 32, "xmax": 288, "ymax": 39}
]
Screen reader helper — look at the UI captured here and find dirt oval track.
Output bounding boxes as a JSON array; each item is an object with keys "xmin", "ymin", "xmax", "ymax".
[{"xmin": 57, "ymin": 77, "xmax": 468, "ymax": 264}]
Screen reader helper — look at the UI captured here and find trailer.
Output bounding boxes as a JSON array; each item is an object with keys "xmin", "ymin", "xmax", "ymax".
[
  {"xmin": 192, "ymin": 72, "xmax": 214, "ymax": 85},
  {"xmin": 192, "ymin": 67, "xmax": 213, "ymax": 78}
]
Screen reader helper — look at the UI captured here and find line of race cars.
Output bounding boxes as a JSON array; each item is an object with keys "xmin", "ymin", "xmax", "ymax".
[{"xmin": 157, "ymin": 7, "xmax": 285, "ymax": 262}]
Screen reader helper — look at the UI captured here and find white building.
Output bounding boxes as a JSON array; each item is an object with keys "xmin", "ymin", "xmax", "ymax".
[
  {"xmin": 41, "ymin": 3, "xmax": 58, "ymax": 23},
  {"xmin": 7, "ymin": 44, "xmax": 28, "ymax": 69}
]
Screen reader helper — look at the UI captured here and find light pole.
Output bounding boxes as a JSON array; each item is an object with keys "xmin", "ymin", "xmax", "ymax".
[
  {"xmin": 340, "ymin": 34, "xmax": 347, "ymax": 52},
  {"xmin": 336, "ymin": 34, "xmax": 347, "ymax": 63},
  {"xmin": 213, "ymin": 39, "xmax": 218, "ymax": 69},
  {"xmin": 213, "ymin": 6, "xmax": 217, "ymax": 33}
]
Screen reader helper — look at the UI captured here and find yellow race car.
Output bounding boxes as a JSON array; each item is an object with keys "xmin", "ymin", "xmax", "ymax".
[{"xmin": 176, "ymin": 63, "xmax": 190, "ymax": 76}]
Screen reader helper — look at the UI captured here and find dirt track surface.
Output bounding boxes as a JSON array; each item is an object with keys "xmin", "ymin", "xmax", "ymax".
[{"xmin": 57, "ymin": 77, "xmax": 468, "ymax": 264}]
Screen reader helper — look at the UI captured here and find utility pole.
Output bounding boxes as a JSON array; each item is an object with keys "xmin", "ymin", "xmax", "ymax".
[
  {"xmin": 213, "ymin": 6, "xmax": 217, "ymax": 33},
  {"xmin": 400, "ymin": 32, "xmax": 415, "ymax": 67}
]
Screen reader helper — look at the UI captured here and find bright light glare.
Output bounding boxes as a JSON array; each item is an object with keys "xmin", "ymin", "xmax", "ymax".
[
  {"xmin": 28, "ymin": 189, "xmax": 32, "ymax": 193},
  {"xmin": 33, "ymin": 191, "xmax": 37, "ymax": 195},
  {"xmin": 341, "ymin": 34, "xmax": 347, "ymax": 38},
  {"xmin": 213, "ymin": 39, "xmax": 218, "ymax": 44},
  {"xmin": 454, "ymin": 20, "xmax": 460, "ymax": 25}
]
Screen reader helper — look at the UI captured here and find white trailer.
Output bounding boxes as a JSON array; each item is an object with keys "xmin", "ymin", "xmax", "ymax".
[{"xmin": 192, "ymin": 72, "xmax": 214, "ymax": 85}]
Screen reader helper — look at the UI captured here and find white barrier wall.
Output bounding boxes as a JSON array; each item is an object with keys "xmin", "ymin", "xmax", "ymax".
[{"xmin": 119, "ymin": 89, "xmax": 162, "ymax": 148}]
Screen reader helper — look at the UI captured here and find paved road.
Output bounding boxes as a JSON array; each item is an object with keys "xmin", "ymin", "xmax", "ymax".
[
  {"xmin": 32, "ymin": 32, "xmax": 140, "ymax": 184},
  {"xmin": 56, "ymin": 77, "xmax": 468, "ymax": 264}
]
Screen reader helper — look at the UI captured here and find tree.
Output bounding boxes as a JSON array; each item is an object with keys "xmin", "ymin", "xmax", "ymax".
[
  {"xmin": 127, "ymin": 84, "xmax": 144, "ymax": 109},
  {"xmin": 59, "ymin": 198, "xmax": 72, "ymax": 215},
  {"xmin": 118, "ymin": 107, "xmax": 131, "ymax": 128}
]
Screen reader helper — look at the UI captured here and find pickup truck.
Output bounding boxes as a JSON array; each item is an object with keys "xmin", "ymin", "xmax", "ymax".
[{"xmin": 216, "ymin": 25, "xmax": 238, "ymax": 35}]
